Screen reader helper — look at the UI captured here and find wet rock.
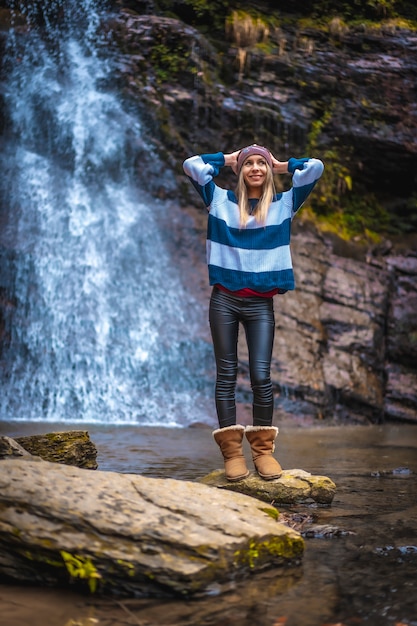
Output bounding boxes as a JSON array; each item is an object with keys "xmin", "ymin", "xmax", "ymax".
[
  {"xmin": 13, "ymin": 431, "xmax": 98, "ymax": 469},
  {"xmin": 262, "ymin": 510, "xmax": 355, "ymax": 539},
  {"xmin": 199, "ymin": 468, "xmax": 336, "ymax": 505},
  {"xmin": 301, "ymin": 524, "xmax": 356, "ymax": 538},
  {"xmin": 0, "ymin": 457, "xmax": 304, "ymax": 596},
  {"xmin": 0, "ymin": 436, "xmax": 31, "ymax": 459},
  {"xmin": 371, "ymin": 466, "xmax": 413, "ymax": 477}
]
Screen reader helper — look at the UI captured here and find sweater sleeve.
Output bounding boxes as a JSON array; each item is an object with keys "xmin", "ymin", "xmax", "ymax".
[
  {"xmin": 183, "ymin": 152, "xmax": 225, "ymax": 207},
  {"xmin": 288, "ymin": 157, "xmax": 324, "ymax": 214}
]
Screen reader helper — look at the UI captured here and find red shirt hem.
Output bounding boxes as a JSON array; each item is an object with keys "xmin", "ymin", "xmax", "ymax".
[{"xmin": 215, "ymin": 284, "xmax": 280, "ymax": 298}]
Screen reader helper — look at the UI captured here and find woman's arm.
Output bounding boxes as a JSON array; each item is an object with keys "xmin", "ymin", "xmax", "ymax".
[
  {"xmin": 287, "ymin": 157, "xmax": 325, "ymax": 214},
  {"xmin": 183, "ymin": 152, "xmax": 226, "ymax": 207}
]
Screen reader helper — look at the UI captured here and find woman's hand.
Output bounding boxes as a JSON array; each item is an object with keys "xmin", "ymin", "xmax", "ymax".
[
  {"xmin": 224, "ymin": 150, "xmax": 241, "ymax": 174},
  {"xmin": 271, "ymin": 155, "xmax": 289, "ymax": 174}
]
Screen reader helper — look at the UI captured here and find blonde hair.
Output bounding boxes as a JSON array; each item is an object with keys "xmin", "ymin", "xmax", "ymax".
[{"xmin": 236, "ymin": 165, "xmax": 276, "ymax": 228}]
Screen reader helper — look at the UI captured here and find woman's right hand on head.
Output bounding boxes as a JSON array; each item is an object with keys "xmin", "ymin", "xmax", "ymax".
[{"xmin": 224, "ymin": 150, "xmax": 241, "ymax": 174}]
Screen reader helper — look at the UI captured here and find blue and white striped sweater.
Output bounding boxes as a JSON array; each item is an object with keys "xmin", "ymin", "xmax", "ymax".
[{"xmin": 183, "ymin": 152, "xmax": 324, "ymax": 293}]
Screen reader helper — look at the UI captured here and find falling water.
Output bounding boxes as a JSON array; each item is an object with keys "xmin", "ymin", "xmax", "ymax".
[{"xmin": 0, "ymin": 0, "xmax": 214, "ymax": 425}]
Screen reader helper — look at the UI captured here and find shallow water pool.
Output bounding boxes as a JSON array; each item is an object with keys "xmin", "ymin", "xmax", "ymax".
[{"xmin": 1, "ymin": 421, "xmax": 416, "ymax": 626}]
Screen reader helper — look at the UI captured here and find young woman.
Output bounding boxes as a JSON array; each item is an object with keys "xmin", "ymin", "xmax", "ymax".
[{"xmin": 183, "ymin": 145, "xmax": 324, "ymax": 481}]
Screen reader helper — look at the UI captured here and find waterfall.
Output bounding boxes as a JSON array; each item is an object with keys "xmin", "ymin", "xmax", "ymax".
[{"xmin": 0, "ymin": 0, "xmax": 214, "ymax": 425}]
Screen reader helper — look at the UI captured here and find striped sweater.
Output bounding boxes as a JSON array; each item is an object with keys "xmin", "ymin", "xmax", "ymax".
[{"xmin": 183, "ymin": 152, "xmax": 324, "ymax": 293}]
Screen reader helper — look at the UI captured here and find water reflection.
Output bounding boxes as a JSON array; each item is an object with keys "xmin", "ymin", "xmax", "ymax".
[{"xmin": 1, "ymin": 422, "xmax": 416, "ymax": 626}]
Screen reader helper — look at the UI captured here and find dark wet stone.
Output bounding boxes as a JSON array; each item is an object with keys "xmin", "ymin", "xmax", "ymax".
[{"xmin": 13, "ymin": 431, "xmax": 98, "ymax": 469}]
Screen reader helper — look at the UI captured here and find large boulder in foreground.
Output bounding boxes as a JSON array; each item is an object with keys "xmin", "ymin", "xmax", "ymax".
[
  {"xmin": 200, "ymin": 469, "xmax": 336, "ymax": 505},
  {"xmin": 0, "ymin": 457, "xmax": 303, "ymax": 597}
]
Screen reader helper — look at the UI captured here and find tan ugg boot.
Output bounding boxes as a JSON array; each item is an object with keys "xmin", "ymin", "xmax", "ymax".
[
  {"xmin": 245, "ymin": 425, "xmax": 282, "ymax": 480},
  {"xmin": 213, "ymin": 425, "xmax": 249, "ymax": 481}
]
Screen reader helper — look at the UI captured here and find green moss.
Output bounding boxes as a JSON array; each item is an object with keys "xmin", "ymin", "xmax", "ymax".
[
  {"xmin": 254, "ymin": 40, "xmax": 277, "ymax": 55},
  {"xmin": 296, "ymin": 16, "xmax": 330, "ymax": 31},
  {"xmin": 20, "ymin": 548, "xmax": 63, "ymax": 569},
  {"xmin": 156, "ymin": 0, "xmax": 231, "ymax": 35},
  {"xmin": 14, "ymin": 431, "xmax": 97, "ymax": 468},
  {"xmin": 234, "ymin": 535, "xmax": 304, "ymax": 569},
  {"xmin": 61, "ymin": 551, "xmax": 101, "ymax": 593},
  {"xmin": 299, "ymin": 103, "xmax": 416, "ymax": 242},
  {"xmin": 409, "ymin": 332, "xmax": 417, "ymax": 345},
  {"xmin": 116, "ymin": 559, "xmax": 136, "ymax": 577},
  {"xmin": 44, "ymin": 431, "xmax": 86, "ymax": 448},
  {"xmin": 236, "ymin": 540, "xmax": 260, "ymax": 569},
  {"xmin": 150, "ymin": 42, "xmax": 194, "ymax": 84},
  {"xmin": 295, "ymin": 13, "xmax": 417, "ymax": 32},
  {"xmin": 260, "ymin": 507, "xmax": 280, "ymax": 521}
]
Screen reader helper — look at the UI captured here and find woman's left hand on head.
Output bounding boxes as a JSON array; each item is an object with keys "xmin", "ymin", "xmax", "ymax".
[{"xmin": 271, "ymin": 155, "xmax": 289, "ymax": 174}]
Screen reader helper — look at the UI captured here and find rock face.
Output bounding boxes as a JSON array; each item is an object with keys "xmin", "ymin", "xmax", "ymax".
[
  {"xmin": 13, "ymin": 431, "xmax": 98, "ymax": 469},
  {"xmin": 259, "ymin": 228, "xmax": 416, "ymax": 423},
  {"xmin": 106, "ymin": 8, "xmax": 417, "ymax": 424},
  {"xmin": 110, "ymin": 9, "xmax": 417, "ymax": 209},
  {"xmin": 384, "ymin": 255, "xmax": 417, "ymax": 422},
  {"xmin": 0, "ymin": 457, "xmax": 304, "ymax": 596}
]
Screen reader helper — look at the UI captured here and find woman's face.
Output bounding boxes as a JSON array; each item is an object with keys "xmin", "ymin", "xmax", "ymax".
[{"xmin": 241, "ymin": 155, "xmax": 268, "ymax": 194}]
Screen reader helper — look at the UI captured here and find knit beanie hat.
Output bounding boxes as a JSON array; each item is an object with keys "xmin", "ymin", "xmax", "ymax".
[{"xmin": 236, "ymin": 144, "xmax": 273, "ymax": 175}]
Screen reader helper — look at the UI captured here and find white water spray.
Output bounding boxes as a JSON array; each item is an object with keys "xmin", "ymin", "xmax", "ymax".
[{"xmin": 0, "ymin": 0, "xmax": 213, "ymax": 425}]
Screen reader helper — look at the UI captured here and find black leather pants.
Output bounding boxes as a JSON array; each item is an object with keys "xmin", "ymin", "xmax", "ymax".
[{"xmin": 209, "ymin": 287, "xmax": 275, "ymax": 428}]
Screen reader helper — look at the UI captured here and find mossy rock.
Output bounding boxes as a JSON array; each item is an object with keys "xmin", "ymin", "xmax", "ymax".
[
  {"xmin": 199, "ymin": 468, "xmax": 336, "ymax": 505},
  {"xmin": 14, "ymin": 431, "xmax": 98, "ymax": 470}
]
